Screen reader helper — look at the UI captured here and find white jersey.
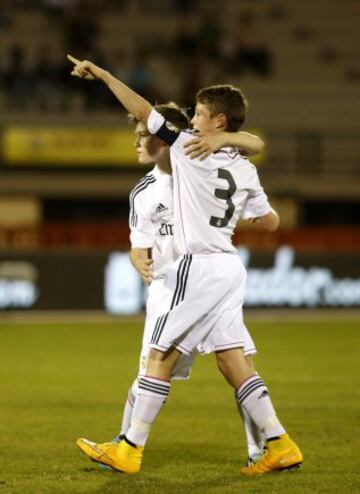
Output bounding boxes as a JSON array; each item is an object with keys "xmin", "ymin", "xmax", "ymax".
[
  {"xmin": 129, "ymin": 165, "xmax": 177, "ymax": 278},
  {"xmin": 148, "ymin": 109, "xmax": 271, "ymax": 255}
]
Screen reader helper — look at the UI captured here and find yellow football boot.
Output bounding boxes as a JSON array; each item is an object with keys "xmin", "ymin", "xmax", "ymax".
[
  {"xmin": 77, "ymin": 437, "xmax": 144, "ymax": 474},
  {"xmin": 240, "ymin": 434, "xmax": 303, "ymax": 476}
]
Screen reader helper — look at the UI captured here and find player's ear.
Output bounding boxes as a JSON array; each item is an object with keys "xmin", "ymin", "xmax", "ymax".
[{"xmin": 215, "ymin": 113, "xmax": 227, "ymax": 130}]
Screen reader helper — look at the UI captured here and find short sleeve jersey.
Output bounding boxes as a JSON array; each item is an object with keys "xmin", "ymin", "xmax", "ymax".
[
  {"xmin": 147, "ymin": 109, "xmax": 271, "ymax": 255},
  {"xmin": 129, "ymin": 165, "xmax": 177, "ymax": 278}
]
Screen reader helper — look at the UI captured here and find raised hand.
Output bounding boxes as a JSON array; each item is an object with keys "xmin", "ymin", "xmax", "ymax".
[{"xmin": 66, "ymin": 54, "xmax": 103, "ymax": 80}]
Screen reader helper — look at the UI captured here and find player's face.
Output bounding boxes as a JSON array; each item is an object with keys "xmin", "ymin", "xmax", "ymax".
[
  {"xmin": 134, "ymin": 122, "xmax": 163, "ymax": 164},
  {"xmin": 191, "ymin": 103, "xmax": 221, "ymax": 133}
]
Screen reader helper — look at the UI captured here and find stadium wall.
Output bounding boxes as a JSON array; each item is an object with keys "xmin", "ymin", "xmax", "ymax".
[{"xmin": 0, "ymin": 247, "xmax": 359, "ymax": 313}]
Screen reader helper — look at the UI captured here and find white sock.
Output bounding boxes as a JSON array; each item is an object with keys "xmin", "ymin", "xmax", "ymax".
[
  {"xmin": 236, "ymin": 375, "xmax": 286, "ymax": 440},
  {"xmin": 126, "ymin": 376, "xmax": 170, "ymax": 446},
  {"xmin": 118, "ymin": 379, "xmax": 138, "ymax": 437},
  {"xmin": 237, "ymin": 399, "xmax": 266, "ymax": 457}
]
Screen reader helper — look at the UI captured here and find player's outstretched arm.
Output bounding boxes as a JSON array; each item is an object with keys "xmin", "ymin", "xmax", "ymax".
[
  {"xmin": 130, "ymin": 248, "xmax": 153, "ymax": 285},
  {"xmin": 184, "ymin": 131, "xmax": 264, "ymax": 161},
  {"xmin": 67, "ymin": 54, "xmax": 152, "ymax": 122},
  {"xmin": 248, "ymin": 207, "xmax": 280, "ymax": 232}
]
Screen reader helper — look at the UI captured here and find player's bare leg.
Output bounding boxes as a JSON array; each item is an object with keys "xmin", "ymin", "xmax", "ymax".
[
  {"xmin": 146, "ymin": 346, "xmax": 182, "ymax": 380},
  {"xmin": 216, "ymin": 348, "xmax": 253, "ymax": 388},
  {"xmin": 215, "ymin": 348, "xmax": 303, "ymax": 475}
]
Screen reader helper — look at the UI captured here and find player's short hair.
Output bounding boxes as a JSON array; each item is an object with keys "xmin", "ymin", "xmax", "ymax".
[
  {"xmin": 129, "ymin": 102, "xmax": 189, "ymax": 131},
  {"xmin": 196, "ymin": 84, "xmax": 248, "ymax": 132},
  {"xmin": 155, "ymin": 102, "xmax": 190, "ymax": 130}
]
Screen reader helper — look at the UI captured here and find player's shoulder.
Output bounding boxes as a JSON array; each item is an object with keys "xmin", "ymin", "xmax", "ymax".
[
  {"xmin": 209, "ymin": 148, "xmax": 250, "ymax": 170},
  {"xmin": 214, "ymin": 147, "xmax": 245, "ymax": 160},
  {"xmin": 238, "ymin": 155, "xmax": 256, "ymax": 170},
  {"xmin": 137, "ymin": 169, "xmax": 158, "ymax": 186},
  {"xmin": 173, "ymin": 128, "xmax": 196, "ymax": 145},
  {"xmin": 130, "ymin": 171, "xmax": 157, "ymax": 197},
  {"xmin": 233, "ymin": 156, "xmax": 258, "ymax": 179},
  {"xmin": 230, "ymin": 151, "xmax": 257, "ymax": 169},
  {"xmin": 241, "ymin": 157, "xmax": 258, "ymax": 173},
  {"xmin": 214, "ymin": 152, "xmax": 259, "ymax": 183}
]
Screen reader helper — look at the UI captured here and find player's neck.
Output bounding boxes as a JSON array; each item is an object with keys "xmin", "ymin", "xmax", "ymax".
[{"xmin": 156, "ymin": 159, "xmax": 172, "ymax": 175}]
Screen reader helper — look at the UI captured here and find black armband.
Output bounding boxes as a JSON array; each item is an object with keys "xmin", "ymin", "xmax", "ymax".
[{"xmin": 156, "ymin": 121, "xmax": 180, "ymax": 145}]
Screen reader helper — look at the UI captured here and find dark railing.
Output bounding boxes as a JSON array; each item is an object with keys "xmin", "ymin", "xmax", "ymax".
[{"xmin": 1, "ymin": 223, "xmax": 359, "ymax": 252}]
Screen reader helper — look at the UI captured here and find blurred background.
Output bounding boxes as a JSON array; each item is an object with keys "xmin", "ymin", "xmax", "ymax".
[{"xmin": 0, "ymin": 0, "xmax": 359, "ymax": 314}]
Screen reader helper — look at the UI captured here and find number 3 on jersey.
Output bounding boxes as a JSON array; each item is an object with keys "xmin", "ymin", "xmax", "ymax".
[{"xmin": 209, "ymin": 169, "xmax": 236, "ymax": 228}]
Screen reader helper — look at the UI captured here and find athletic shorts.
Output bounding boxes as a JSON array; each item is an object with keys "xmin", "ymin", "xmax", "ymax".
[
  {"xmin": 140, "ymin": 277, "xmax": 196, "ymax": 380},
  {"xmin": 147, "ymin": 253, "xmax": 256, "ymax": 359}
]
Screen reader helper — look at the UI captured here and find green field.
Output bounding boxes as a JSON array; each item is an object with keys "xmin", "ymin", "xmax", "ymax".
[{"xmin": 1, "ymin": 317, "xmax": 359, "ymax": 494}]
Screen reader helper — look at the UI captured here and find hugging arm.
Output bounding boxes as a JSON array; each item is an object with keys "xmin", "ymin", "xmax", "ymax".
[
  {"xmin": 184, "ymin": 131, "xmax": 265, "ymax": 161},
  {"xmin": 247, "ymin": 207, "xmax": 280, "ymax": 232}
]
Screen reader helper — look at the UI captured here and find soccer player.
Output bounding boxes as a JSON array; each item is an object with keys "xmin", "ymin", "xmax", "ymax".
[
  {"xmin": 68, "ymin": 55, "xmax": 303, "ymax": 476},
  {"xmin": 113, "ymin": 103, "xmax": 265, "ymax": 465}
]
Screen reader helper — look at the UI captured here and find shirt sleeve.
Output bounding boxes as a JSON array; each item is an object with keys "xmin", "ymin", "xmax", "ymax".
[
  {"xmin": 129, "ymin": 193, "xmax": 156, "ymax": 248},
  {"xmin": 241, "ymin": 195, "xmax": 271, "ymax": 219},
  {"xmin": 147, "ymin": 108, "xmax": 183, "ymax": 146},
  {"xmin": 240, "ymin": 166, "xmax": 271, "ymax": 219}
]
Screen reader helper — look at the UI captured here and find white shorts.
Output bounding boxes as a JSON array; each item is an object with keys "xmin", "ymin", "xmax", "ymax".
[
  {"xmin": 148, "ymin": 253, "xmax": 257, "ymax": 358},
  {"xmin": 140, "ymin": 278, "xmax": 197, "ymax": 380}
]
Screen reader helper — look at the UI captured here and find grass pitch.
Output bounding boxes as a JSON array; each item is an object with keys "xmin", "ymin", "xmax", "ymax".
[{"xmin": 0, "ymin": 316, "xmax": 359, "ymax": 493}]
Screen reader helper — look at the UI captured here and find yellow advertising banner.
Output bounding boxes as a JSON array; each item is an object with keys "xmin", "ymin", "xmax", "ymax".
[
  {"xmin": 3, "ymin": 127, "xmax": 138, "ymax": 166},
  {"xmin": 2, "ymin": 126, "xmax": 265, "ymax": 166}
]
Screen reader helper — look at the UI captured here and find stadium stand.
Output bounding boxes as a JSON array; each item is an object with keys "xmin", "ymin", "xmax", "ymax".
[{"xmin": 0, "ymin": 0, "xmax": 358, "ymax": 250}]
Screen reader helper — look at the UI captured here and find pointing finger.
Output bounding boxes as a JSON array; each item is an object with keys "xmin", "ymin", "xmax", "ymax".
[{"xmin": 67, "ymin": 54, "xmax": 82, "ymax": 65}]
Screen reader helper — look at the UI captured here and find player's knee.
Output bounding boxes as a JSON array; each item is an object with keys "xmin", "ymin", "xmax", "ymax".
[
  {"xmin": 216, "ymin": 347, "xmax": 246, "ymax": 370},
  {"xmin": 148, "ymin": 348, "xmax": 165, "ymax": 361},
  {"xmin": 146, "ymin": 348, "xmax": 179, "ymax": 380}
]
